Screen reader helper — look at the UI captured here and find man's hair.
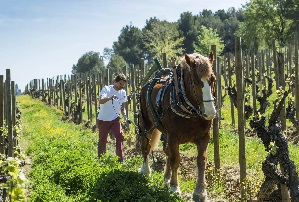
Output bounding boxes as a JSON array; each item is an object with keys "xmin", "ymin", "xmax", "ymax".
[{"xmin": 114, "ymin": 73, "xmax": 127, "ymax": 82}]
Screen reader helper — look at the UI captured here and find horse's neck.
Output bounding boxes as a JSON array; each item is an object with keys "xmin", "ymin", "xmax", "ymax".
[{"xmin": 181, "ymin": 67, "xmax": 201, "ymax": 106}]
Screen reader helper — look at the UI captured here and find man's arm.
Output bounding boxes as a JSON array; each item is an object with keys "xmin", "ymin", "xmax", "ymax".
[
  {"xmin": 120, "ymin": 102, "xmax": 128, "ymax": 121},
  {"xmin": 98, "ymin": 95, "xmax": 117, "ymax": 104}
]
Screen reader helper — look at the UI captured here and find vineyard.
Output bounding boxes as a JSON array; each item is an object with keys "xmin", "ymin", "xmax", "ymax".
[{"xmin": 1, "ymin": 37, "xmax": 299, "ymax": 201}]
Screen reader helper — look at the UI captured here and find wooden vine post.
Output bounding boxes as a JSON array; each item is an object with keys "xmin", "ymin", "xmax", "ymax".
[
  {"xmin": 78, "ymin": 74, "xmax": 83, "ymax": 123},
  {"xmin": 235, "ymin": 37, "xmax": 246, "ymax": 199},
  {"xmin": 140, "ymin": 58, "xmax": 145, "ymax": 83},
  {"xmin": 162, "ymin": 53, "xmax": 167, "ymax": 68},
  {"xmin": 272, "ymin": 40, "xmax": 279, "ymax": 90},
  {"xmin": 211, "ymin": 45, "xmax": 220, "ymax": 170},
  {"xmin": 261, "ymin": 50, "xmax": 266, "ymax": 87},
  {"xmin": 12, "ymin": 81, "xmax": 17, "ymax": 147},
  {"xmin": 123, "ymin": 65, "xmax": 129, "ymax": 117},
  {"xmin": 251, "ymin": 51, "xmax": 257, "ymax": 113},
  {"xmin": 295, "ymin": 33, "xmax": 299, "ymax": 121},
  {"xmin": 217, "ymin": 57, "xmax": 222, "ymax": 122},
  {"xmin": 130, "ymin": 64, "xmax": 136, "ymax": 125},
  {"xmin": 277, "ymin": 49, "xmax": 290, "ymax": 202},
  {"xmin": 0, "ymin": 75, "xmax": 4, "ymax": 154},
  {"xmin": 93, "ymin": 74, "xmax": 97, "ymax": 120},
  {"xmin": 277, "ymin": 51, "xmax": 286, "ymax": 130},
  {"xmin": 227, "ymin": 52, "xmax": 235, "ymax": 126},
  {"xmin": 59, "ymin": 79, "xmax": 63, "ymax": 107},
  {"xmin": 85, "ymin": 75, "xmax": 90, "ymax": 120},
  {"xmin": 5, "ymin": 69, "xmax": 13, "ymax": 157}
]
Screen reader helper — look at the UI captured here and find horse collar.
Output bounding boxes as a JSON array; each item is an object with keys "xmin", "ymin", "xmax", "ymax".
[{"xmin": 170, "ymin": 65, "xmax": 204, "ymax": 118}]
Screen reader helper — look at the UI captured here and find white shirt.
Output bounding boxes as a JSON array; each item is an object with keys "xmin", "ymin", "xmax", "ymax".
[{"xmin": 97, "ymin": 85, "xmax": 128, "ymax": 121}]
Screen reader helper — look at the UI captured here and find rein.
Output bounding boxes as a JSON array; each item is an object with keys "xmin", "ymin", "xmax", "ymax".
[{"xmin": 111, "ymin": 96, "xmax": 126, "ymax": 118}]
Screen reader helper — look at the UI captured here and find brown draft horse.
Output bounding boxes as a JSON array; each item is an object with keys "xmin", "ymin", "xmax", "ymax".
[{"xmin": 138, "ymin": 53, "xmax": 216, "ymax": 202}]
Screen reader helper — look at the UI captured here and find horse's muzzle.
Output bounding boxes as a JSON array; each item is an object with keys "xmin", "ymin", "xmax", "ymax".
[{"xmin": 203, "ymin": 114, "xmax": 215, "ymax": 120}]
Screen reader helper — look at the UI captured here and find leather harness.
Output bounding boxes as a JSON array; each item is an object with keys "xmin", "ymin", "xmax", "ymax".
[{"xmin": 140, "ymin": 64, "xmax": 211, "ymax": 136}]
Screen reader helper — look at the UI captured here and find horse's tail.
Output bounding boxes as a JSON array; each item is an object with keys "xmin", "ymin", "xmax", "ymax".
[{"xmin": 149, "ymin": 129, "xmax": 161, "ymax": 152}]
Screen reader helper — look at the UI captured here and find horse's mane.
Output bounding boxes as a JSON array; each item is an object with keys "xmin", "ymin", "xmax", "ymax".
[{"xmin": 179, "ymin": 53, "xmax": 213, "ymax": 78}]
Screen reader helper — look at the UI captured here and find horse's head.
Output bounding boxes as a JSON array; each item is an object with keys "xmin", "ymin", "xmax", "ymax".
[{"xmin": 185, "ymin": 53, "xmax": 216, "ymax": 120}]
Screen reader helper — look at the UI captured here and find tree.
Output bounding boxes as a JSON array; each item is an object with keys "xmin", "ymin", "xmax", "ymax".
[
  {"xmin": 106, "ymin": 55, "xmax": 127, "ymax": 76},
  {"xmin": 194, "ymin": 25, "xmax": 224, "ymax": 56},
  {"xmin": 113, "ymin": 24, "xmax": 143, "ymax": 65},
  {"xmin": 142, "ymin": 18, "xmax": 185, "ymax": 61},
  {"xmin": 284, "ymin": 0, "xmax": 299, "ymax": 33},
  {"xmin": 178, "ymin": 12, "xmax": 201, "ymax": 54},
  {"xmin": 222, "ymin": 16, "xmax": 242, "ymax": 53},
  {"xmin": 239, "ymin": 0, "xmax": 295, "ymax": 49},
  {"xmin": 72, "ymin": 51, "xmax": 105, "ymax": 74},
  {"xmin": 102, "ymin": 47, "xmax": 114, "ymax": 63},
  {"xmin": 198, "ymin": 9, "xmax": 223, "ymax": 33}
]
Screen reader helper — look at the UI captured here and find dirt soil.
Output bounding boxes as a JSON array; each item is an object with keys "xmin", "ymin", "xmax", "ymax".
[{"xmin": 124, "ymin": 146, "xmax": 251, "ymax": 202}]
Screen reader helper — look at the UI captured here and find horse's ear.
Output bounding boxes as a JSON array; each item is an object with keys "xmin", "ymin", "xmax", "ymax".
[
  {"xmin": 185, "ymin": 54, "xmax": 193, "ymax": 66},
  {"xmin": 209, "ymin": 52, "xmax": 214, "ymax": 64}
]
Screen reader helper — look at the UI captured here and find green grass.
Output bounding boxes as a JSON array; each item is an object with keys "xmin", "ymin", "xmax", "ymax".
[
  {"xmin": 16, "ymin": 92, "xmax": 299, "ymax": 201},
  {"xmin": 17, "ymin": 95, "xmax": 184, "ymax": 201}
]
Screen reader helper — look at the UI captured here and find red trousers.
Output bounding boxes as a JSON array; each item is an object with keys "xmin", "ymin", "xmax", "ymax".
[{"xmin": 97, "ymin": 117, "xmax": 124, "ymax": 161}]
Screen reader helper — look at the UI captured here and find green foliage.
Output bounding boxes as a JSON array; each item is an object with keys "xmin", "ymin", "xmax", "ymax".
[
  {"xmin": 72, "ymin": 51, "xmax": 105, "ymax": 74},
  {"xmin": 74, "ymin": 7, "xmax": 247, "ymax": 72},
  {"xmin": 194, "ymin": 26, "xmax": 224, "ymax": 56},
  {"xmin": 195, "ymin": 8, "xmax": 245, "ymax": 53},
  {"xmin": 0, "ymin": 157, "xmax": 28, "ymax": 201},
  {"xmin": 142, "ymin": 18, "xmax": 185, "ymax": 61},
  {"xmin": 102, "ymin": 47, "xmax": 114, "ymax": 62},
  {"xmin": 0, "ymin": 119, "xmax": 27, "ymax": 201},
  {"xmin": 239, "ymin": 0, "xmax": 295, "ymax": 49},
  {"xmin": 113, "ymin": 24, "xmax": 143, "ymax": 65},
  {"xmin": 107, "ymin": 54, "xmax": 127, "ymax": 76},
  {"xmin": 178, "ymin": 12, "xmax": 201, "ymax": 54},
  {"xmin": 17, "ymin": 95, "xmax": 185, "ymax": 201},
  {"xmin": 91, "ymin": 169, "xmax": 183, "ymax": 202}
]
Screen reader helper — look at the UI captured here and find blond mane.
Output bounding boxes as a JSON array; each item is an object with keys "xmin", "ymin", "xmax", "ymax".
[{"xmin": 179, "ymin": 53, "xmax": 214, "ymax": 78}]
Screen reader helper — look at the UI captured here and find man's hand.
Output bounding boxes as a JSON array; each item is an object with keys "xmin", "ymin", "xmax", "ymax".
[
  {"xmin": 123, "ymin": 119, "xmax": 131, "ymax": 131},
  {"xmin": 110, "ymin": 95, "xmax": 117, "ymax": 100}
]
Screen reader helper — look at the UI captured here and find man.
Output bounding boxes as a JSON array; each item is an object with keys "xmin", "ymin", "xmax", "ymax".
[{"xmin": 97, "ymin": 73, "xmax": 129, "ymax": 162}]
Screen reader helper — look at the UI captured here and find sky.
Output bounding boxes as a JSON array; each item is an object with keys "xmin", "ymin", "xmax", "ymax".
[{"xmin": 0, "ymin": 0, "xmax": 248, "ymax": 91}]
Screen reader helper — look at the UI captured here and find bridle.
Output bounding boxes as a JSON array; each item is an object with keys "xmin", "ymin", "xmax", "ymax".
[{"xmin": 170, "ymin": 62, "xmax": 215, "ymax": 118}]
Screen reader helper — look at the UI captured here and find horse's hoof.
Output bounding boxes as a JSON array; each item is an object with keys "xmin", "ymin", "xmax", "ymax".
[
  {"xmin": 169, "ymin": 186, "xmax": 181, "ymax": 194},
  {"xmin": 193, "ymin": 196, "xmax": 208, "ymax": 202},
  {"xmin": 140, "ymin": 164, "xmax": 151, "ymax": 176},
  {"xmin": 193, "ymin": 190, "xmax": 207, "ymax": 202},
  {"xmin": 164, "ymin": 179, "xmax": 170, "ymax": 188},
  {"xmin": 193, "ymin": 195, "xmax": 207, "ymax": 202}
]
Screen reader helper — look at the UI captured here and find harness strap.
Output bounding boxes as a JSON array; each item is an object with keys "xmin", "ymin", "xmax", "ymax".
[
  {"xmin": 170, "ymin": 65, "xmax": 203, "ymax": 118},
  {"xmin": 172, "ymin": 65, "xmax": 181, "ymax": 102},
  {"xmin": 178, "ymin": 68, "xmax": 202, "ymax": 115},
  {"xmin": 172, "ymin": 65, "xmax": 195, "ymax": 115},
  {"xmin": 157, "ymin": 80, "xmax": 170, "ymax": 117},
  {"xmin": 146, "ymin": 78, "xmax": 161, "ymax": 126},
  {"xmin": 177, "ymin": 72, "xmax": 194, "ymax": 114}
]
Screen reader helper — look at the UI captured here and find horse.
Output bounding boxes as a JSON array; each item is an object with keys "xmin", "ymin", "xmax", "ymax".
[{"xmin": 138, "ymin": 53, "xmax": 216, "ymax": 202}]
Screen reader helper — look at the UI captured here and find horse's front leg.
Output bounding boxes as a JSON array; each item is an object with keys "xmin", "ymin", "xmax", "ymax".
[
  {"xmin": 162, "ymin": 134, "xmax": 171, "ymax": 187},
  {"xmin": 140, "ymin": 135, "xmax": 151, "ymax": 176},
  {"xmin": 164, "ymin": 153, "xmax": 171, "ymax": 188},
  {"xmin": 193, "ymin": 135, "xmax": 210, "ymax": 202},
  {"xmin": 168, "ymin": 139, "xmax": 181, "ymax": 194}
]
